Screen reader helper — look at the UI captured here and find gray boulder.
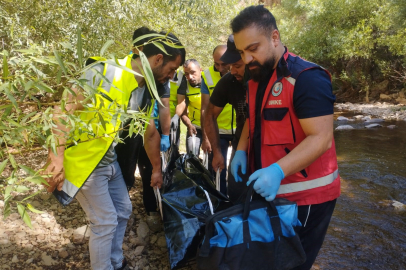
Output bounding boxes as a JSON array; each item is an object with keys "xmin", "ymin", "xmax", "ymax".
[
  {"xmin": 335, "ymin": 125, "xmax": 354, "ymax": 130},
  {"xmin": 365, "ymin": 124, "xmax": 382, "ymax": 128},
  {"xmin": 365, "ymin": 118, "xmax": 384, "ymax": 123},
  {"xmin": 337, "ymin": 116, "xmax": 349, "ymax": 121}
]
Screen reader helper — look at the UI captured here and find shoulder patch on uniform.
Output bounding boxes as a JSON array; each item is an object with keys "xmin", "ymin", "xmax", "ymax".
[{"xmin": 272, "ymin": 82, "xmax": 283, "ymax": 97}]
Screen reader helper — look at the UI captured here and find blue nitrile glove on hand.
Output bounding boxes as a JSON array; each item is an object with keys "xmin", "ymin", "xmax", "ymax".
[
  {"xmin": 231, "ymin": 150, "xmax": 247, "ymax": 182},
  {"xmin": 160, "ymin": 135, "xmax": 170, "ymax": 152},
  {"xmin": 246, "ymin": 163, "xmax": 285, "ymax": 202}
]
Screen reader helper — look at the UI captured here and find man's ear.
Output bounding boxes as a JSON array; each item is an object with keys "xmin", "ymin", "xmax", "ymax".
[
  {"xmin": 154, "ymin": 54, "xmax": 164, "ymax": 66},
  {"xmin": 271, "ymin": 29, "xmax": 280, "ymax": 46}
]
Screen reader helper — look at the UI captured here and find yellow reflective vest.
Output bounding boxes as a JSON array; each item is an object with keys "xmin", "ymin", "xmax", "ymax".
[
  {"xmin": 169, "ymin": 70, "xmax": 182, "ymax": 118},
  {"xmin": 201, "ymin": 66, "xmax": 236, "ymax": 134},
  {"xmin": 56, "ymin": 56, "xmax": 138, "ymax": 205}
]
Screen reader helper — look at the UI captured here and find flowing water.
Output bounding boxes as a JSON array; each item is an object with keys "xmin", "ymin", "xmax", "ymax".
[{"xmin": 314, "ymin": 112, "xmax": 406, "ymax": 269}]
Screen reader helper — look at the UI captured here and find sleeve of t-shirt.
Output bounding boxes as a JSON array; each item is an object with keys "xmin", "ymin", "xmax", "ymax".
[
  {"xmin": 200, "ymin": 79, "xmax": 210, "ymax": 95},
  {"xmin": 177, "ymin": 76, "xmax": 187, "ymax": 95},
  {"xmin": 293, "ymin": 68, "xmax": 336, "ymax": 119},
  {"xmin": 210, "ymin": 75, "xmax": 229, "ymax": 108},
  {"xmin": 158, "ymin": 81, "xmax": 170, "ymax": 98}
]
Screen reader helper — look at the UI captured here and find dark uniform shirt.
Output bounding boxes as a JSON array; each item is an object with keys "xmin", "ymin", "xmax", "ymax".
[{"xmin": 210, "ymin": 72, "xmax": 247, "ymax": 150}]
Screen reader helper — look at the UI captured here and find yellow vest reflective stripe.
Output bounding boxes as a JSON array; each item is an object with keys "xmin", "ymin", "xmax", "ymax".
[
  {"xmin": 186, "ymin": 80, "xmax": 202, "ymax": 128},
  {"xmin": 201, "ymin": 66, "xmax": 236, "ymax": 134},
  {"xmin": 59, "ymin": 56, "xmax": 137, "ymax": 205}
]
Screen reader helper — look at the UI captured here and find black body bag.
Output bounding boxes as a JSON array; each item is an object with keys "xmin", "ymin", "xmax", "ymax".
[
  {"xmin": 161, "ymin": 144, "xmax": 230, "ymax": 269},
  {"xmin": 197, "ymin": 182, "xmax": 306, "ymax": 270}
]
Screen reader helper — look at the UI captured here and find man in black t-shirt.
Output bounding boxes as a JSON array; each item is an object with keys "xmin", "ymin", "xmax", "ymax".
[
  {"xmin": 204, "ymin": 35, "xmax": 247, "ymax": 201},
  {"xmin": 176, "ymin": 59, "xmax": 204, "ymax": 155}
]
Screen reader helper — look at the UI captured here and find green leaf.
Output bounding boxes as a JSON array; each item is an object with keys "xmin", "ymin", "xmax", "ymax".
[
  {"xmin": 27, "ymin": 203, "xmax": 44, "ymax": 214},
  {"xmin": 132, "ymin": 33, "xmax": 167, "ymax": 47},
  {"xmin": 139, "ymin": 51, "xmax": 162, "ymax": 106},
  {"xmin": 0, "ymin": 159, "xmax": 8, "ymax": 175},
  {"xmin": 54, "ymin": 49, "xmax": 67, "ymax": 75},
  {"xmin": 98, "ymin": 112, "xmax": 106, "ymax": 131},
  {"xmin": 25, "ymin": 175, "xmax": 49, "ymax": 186},
  {"xmin": 18, "ymin": 164, "xmax": 36, "ymax": 176},
  {"xmin": 77, "ymin": 28, "xmax": 83, "ymax": 66},
  {"xmin": 4, "ymin": 83, "xmax": 18, "ymax": 108},
  {"xmin": 22, "ymin": 190, "xmax": 42, "ymax": 201},
  {"xmin": 17, "ymin": 203, "xmax": 33, "ymax": 229},
  {"xmin": 2, "ymin": 54, "xmax": 9, "ymax": 80},
  {"xmin": 100, "ymin": 40, "xmax": 115, "ymax": 56},
  {"xmin": 9, "ymin": 154, "xmax": 17, "ymax": 168},
  {"xmin": 35, "ymin": 82, "xmax": 54, "ymax": 93},
  {"xmin": 4, "ymin": 185, "xmax": 13, "ymax": 201},
  {"xmin": 0, "ymin": 104, "xmax": 12, "ymax": 110},
  {"xmin": 152, "ymin": 41, "xmax": 170, "ymax": 55},
  {"xmin": 3, "ymin": 202, "xmax": 11, "ymax": 219},
  {"xmin": 129, "ymin": 119, "xmax": 135, "ymax": 138},
  {"xmin": 16, "ymin": 185, "xmax": 30, "ymax": 193}
]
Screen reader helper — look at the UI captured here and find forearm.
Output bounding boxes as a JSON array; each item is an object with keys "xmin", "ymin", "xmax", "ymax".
[
  {"xmin": 204, "ymin": 106, "xmax": 221, "ymax": 155},
  {"xmin": 144, "ymin": 120, "xmax": 162, "ymax": 172},
  {"xmin": 236, "ymin": 120, "xmax": 249, "ymax": 152},
  {"xmin": 180, "ymin": 112, "xmax": 193, "ymax": 128},
  {"xmin": 176, "ymin": 95, "xmax": 187, "ymax": 117}
]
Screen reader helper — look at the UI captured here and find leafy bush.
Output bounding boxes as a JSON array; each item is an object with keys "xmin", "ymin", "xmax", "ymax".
[
  {"xmin": 271, "ymin": 0, "xmax": 406, "ymax": 99},
  {"xmin": 0, "ymin": 0, "xmax": 249, "ymax": 226}
]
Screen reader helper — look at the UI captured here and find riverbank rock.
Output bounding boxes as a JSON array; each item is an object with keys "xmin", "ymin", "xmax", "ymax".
[
  {"xmin": 365, "ymin": 124, "xmax": 382, "ymax": 128},
  {"xmin": 392, "ymin": 200, "xmax": 406, "ymax": 211},
  {"xmin": 335, "ymin": 125, "xmax": 354, "ymax": 130},
  {"xmin": 337, "ymin": 116, "xmax": 349, "ymax": 121},
  {"xmin": 365, "ymin": 118, "xmax": 384, "ymax": 123},
  {"xmin": 335, "ymin": 102, "xmax": 406, "ymax": 121},
  {"xmin": 72, "ymin": 225, "xmax": 90, "ymax": 244}
]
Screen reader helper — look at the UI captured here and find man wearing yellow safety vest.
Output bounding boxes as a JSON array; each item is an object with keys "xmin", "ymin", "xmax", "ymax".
[
  {"xmin": 201, "ymin": 45, "xmax": 235, "ymax": 195},
  {"xmin": 176, "ymin": 59, "xmax": 204, "ymax": 154},
  {"xmin": 44, "ymin": 27, "xmax": 185, "ymax": 270},
  {"xmin": 204, "ymin": 35, "xmax": 248, "ymax": 202}
]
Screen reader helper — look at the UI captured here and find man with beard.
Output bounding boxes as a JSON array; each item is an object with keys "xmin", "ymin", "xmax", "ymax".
[
  {"xmin": 44, "ymin": 27, "xmax": 184, "ymax": 270},
  {"xmin": 201, "ymin": 45, "xmax": 236, "ymax": 195},
  {"xmin": 175, "ymin": 59, "xmax": 204, "ymax": 155},
  {"xmin": 204, "ymin": 35, "xmax": 248, "ymax": 202},
  {"xmin": 230, "ymin": 5, "xmax": 340, "ymax": 270}
]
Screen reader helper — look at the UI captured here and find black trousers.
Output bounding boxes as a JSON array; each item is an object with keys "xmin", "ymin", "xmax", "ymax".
[
  {"xmin": 292, "ymin": 199, "xmax": 337, "ymax": 270},
  {"xmin": 137, "ymin": 145, "xmax": 158, "ymax": 214}
]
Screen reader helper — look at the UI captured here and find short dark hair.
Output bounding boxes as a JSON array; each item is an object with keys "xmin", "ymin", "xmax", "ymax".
[
  {"xmin": 231, "ymin": 5, "xmax": 278, "ymax": 35},
  {"xmin": 183, "ymin": 59, "xmax": 200, "ymax": 69},
  {"xmin": 131, "ymin": 27, "xmax": 185, "ymax": 66}
]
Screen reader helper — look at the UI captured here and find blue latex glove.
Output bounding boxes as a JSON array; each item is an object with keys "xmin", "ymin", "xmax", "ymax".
[
  {"xmin": 231, "ymin": 150, "xmax": 247, "ymax": 182},
  {"xmin": 160, "ymin": 135, "xmax": 170, "ymax": 152},
  {"xmin": 246, "ymin": 163, "xmax": 285, "ymax": 202}
]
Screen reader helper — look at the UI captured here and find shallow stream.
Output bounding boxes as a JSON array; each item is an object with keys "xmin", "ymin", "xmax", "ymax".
[{"xmin": 315, "ymin": 111, "xmax": 406, "ymax": 269}]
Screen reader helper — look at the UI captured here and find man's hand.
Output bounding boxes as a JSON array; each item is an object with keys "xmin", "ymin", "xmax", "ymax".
[
  {"xmin": 201, "ymin": 138, "xmax": 212, "ymax": 153},
  {"xmin": 246, "ymin": 163, "xmax": 285, "ymax": 202},
  {"xmin": 43, "ymin": 156, "xmax": 65, "ymax": 192},
  {"xmin": 230, "ymin": 150, "xmax": 247, "ymax": 182},
  {"xmin": 187, "ymin": 125, "xmax": 197, "ymax": 137},
  {"xmin": 212, "ymin": 150, "xmax": 225, "ymax": 172},
  {"xmin": 150, "ymin": 170, "xmax": 163, "ymax": 189}
]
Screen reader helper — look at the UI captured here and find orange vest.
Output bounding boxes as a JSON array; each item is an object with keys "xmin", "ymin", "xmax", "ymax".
[{"xmin": 247, "ymin": 49, "xmax": 340, "ymax": 206}]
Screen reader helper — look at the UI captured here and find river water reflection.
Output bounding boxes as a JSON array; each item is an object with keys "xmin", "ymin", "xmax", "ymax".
[{"xmin": 315, "ymin": 111, "xmax": 406, "ymax": 269}]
